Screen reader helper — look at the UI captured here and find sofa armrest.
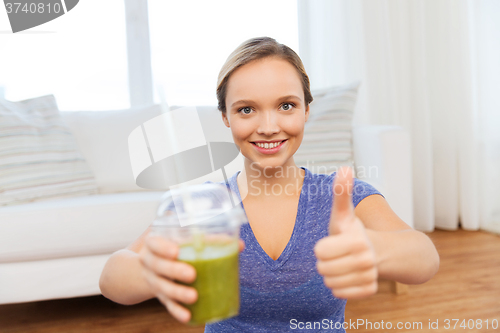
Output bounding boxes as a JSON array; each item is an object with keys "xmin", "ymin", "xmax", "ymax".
[{"xmin": 352, "ymin": 125, "xmax": 414, "ymax": 228}]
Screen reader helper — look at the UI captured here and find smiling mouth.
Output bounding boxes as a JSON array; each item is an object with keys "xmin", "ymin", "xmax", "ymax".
[{"xmin": 251, "ymin": 140, "xmax": 287, "ymax": 149}]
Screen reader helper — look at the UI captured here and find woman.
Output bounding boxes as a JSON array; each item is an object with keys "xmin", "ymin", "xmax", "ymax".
[{"xmin": 99, "ymin": 37, "xmax": 439, "ymax": 332}]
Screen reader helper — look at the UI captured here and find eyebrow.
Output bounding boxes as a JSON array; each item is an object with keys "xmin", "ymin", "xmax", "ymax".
[{"xmin": 230, "ymin": 95, "xmax": 303, "ymax": 108}]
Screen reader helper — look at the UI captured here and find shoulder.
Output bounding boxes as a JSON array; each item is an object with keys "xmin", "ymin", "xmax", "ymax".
[{"xmin": 304, "ymin": 167, "xmax": 384, "ymax": 208}]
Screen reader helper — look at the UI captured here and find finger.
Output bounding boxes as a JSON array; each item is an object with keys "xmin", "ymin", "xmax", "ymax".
[
  {"xmin": 314, "ymin": 230, "xmax": 370, "ymax": 260},
  {"xmin": 239, "ymin": 239, "xmax": 245, "ymax": 252},
  {"xmin": 157, "ymin": 293, "xmax": 192, "ymax": 323},
  {"xmin": 330, "ymin": 166, "xmax": 355, "ymax": 235},
  {"xmin": 330, "ymin": 282, "xmax": 378, "ymax": 300},
  {"xmin": 143, "ymin": 269, "xmax": 198, "ymax": 304},
  {"xmin": 316, "ymin": 251, "xmax": 376, "ymax": 277},
  {"xmin": 145, "ymin": 235, "xmax": 179, "ymax": 259},
  {"xmin": 322, "ymin": 268, "xmax": 378, "ymax": 290},
  {"xmin": 156, "ymin": 275, "xmax": 198, "ymax": 304},
  {"xmin": 314, "ymin": 235, "xmax": 352, "ymax": 261},
  {"xmin": 141, "ymin": 250, "xmax": 196, "ymax": 283}
]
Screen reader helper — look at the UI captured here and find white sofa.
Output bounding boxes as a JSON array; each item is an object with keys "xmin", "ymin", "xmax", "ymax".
[{"xmin": 0, "ymin": 104, "xmax": 412, "ymax": 305}]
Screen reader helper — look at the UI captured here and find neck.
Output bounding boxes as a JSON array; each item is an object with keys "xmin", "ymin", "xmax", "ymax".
[{"xmin": 237, "ymin": 158, "xmax": 305, "ymax": 199}]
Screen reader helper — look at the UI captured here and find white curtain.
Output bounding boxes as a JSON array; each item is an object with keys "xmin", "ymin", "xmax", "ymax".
[
  {"xmin": 297, "ymin": 0, "xmax": 500, "ymax": 232},
  {"xmin": 472, "ymin": 0, "xmax": 500, "ymax": 234}
]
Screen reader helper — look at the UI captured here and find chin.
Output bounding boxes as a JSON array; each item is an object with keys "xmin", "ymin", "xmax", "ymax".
[{"xmin": 248, "ymin": 159, "xmax": 289, "ymax": 171}]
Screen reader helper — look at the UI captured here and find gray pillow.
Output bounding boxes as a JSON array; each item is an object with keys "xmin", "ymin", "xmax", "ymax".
[
  {"xmin": 294, "ymin": 82, "xmax": 360, "ymax": 175},
  {"xmin": 0, "ymin": 95, "xmax": 98, "ymax": 206}
]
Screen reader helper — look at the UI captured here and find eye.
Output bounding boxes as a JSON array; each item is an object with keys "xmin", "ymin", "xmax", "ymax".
[
  {"xmin": 280, "ymin": 102, "xmax": 295, "ymax": 111},
  {"xmin": 238, "ymin": 107, "xmax": 253, "ymax": 115}
]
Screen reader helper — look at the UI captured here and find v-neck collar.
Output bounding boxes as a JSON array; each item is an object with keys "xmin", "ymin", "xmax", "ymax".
[{"xmin": 227, "ymin": 167, "xmax": 311, "ymax": 271}]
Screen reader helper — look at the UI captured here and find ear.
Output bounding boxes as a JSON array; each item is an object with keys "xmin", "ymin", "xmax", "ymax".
[
  {"xmin": 305, "ymin": 104, "xmax": 310, "ymax": 122},
  {"xmin": 222, "ymin": 111, "xmax": 230, "ymax": 128}
]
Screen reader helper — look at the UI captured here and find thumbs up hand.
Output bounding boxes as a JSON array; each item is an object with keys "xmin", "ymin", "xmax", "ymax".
[{"xmin": 314, "ymin": 167, "xmax": 378, "ymax": 299}]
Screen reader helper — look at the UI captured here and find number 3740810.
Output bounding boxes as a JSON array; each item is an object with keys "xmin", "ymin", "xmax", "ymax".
[
  {"xmin": 5, "ymin": 2, "xmax": 62, "ymax": 14},
  {"xmin": 444, "ymin": 319, "xmax": 498, "ymax": 330}
]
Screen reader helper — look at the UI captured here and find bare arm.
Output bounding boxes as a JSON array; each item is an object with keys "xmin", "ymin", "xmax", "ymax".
[
  {"xmin": 355, "ymin": 195, "xmax": 440, "ymax": 284},
  {"xmin": 99, "ymin": 227, "xmax": 156, "ymax": 305},
  {"xmin": 315, "ymin": 167, "xmax": 439, "ymax": 299},
  {"xmin": 99, "ymin": 221, "xmax": 245, "ymax": 322}
]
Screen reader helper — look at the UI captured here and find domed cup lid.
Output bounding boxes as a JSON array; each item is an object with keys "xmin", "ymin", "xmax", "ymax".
[{"xmin": 153, "ymin": 183, "xmax": 247, "ymax": 228}]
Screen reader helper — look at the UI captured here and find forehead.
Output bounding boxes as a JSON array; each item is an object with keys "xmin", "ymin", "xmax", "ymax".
[{"xmin": 226, "ymin": 57, "xmax": 303, "ymax": 102}]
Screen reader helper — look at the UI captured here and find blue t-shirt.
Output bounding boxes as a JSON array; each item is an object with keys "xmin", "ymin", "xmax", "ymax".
[{"xmin": 205, "ymin": 167, "xmax": 383, "ymax": 332}]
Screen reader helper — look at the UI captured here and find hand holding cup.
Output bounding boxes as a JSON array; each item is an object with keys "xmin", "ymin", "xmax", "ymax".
[{"xmin": 140, "ymin": 235, "xmax": 245, "ymax": 323}]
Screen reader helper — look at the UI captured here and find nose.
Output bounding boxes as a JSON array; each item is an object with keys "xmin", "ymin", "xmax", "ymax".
[{"xmin": 256, "ymin": 110, "xmax": 280, "ymax": 136}]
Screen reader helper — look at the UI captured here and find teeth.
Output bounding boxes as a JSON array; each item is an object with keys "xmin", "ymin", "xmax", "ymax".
[{"xmin": 256, "ymin": 141, "xmax": 282, "ymax": 149}]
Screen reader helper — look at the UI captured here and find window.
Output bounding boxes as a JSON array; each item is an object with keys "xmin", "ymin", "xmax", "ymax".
[
  {"xmin": 0, "ymin": 1, "xmax": 299, "ymax": 110},
  {"xmin": 0, "ymin": 0, "xmax": 129, "ymax": 111},
  {"xmin": 147, "ymin": 0, "xmax": 299, "ymax": 106}
]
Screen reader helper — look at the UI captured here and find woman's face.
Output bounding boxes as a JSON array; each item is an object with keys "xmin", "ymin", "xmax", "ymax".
[{"xmin": 222, "ymin": 57, "xmax": 309, "ymax": 171}]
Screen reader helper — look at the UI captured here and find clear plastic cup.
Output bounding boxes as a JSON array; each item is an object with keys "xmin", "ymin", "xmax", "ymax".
[{"xmin": 151, "ymin": 183, "xmax": 247, "ymax": 325}]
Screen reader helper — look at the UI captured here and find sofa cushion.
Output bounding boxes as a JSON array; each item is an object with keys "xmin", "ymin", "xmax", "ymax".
[
  {"xmin": 294, "ymin": 82, "xmax": 359, "ymax": 175},
  {"xmin": 61, "ymin": 105, "xmax": 163, "ymax": 193},
  {"xmin": 0, "ymin": 192, "xmax": 164, "ymax": 263},
  {"xmin": 0, "ymin": 95, "xmax": 99, "ymax": 206}
]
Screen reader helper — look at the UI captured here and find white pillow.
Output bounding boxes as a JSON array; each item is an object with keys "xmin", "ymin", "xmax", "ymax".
[
  {"xmin": 0, "ymin": 95, "xmax": 99, "ymax": 206},
  {"xmin": 61, "ymin": 105, "xmax": 163, "ymax": 193},
  {"xmin": 294, "ymin": 82, "xmax": 360, "ymax": 175}
]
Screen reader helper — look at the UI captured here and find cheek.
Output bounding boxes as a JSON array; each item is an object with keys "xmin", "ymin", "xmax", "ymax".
[
  {"xmin": 282, "ymin": 116, "xmax": 305, "ymax": 136},
  {"xmin": 230, "ymin": 121, "xmax": 254, "ymax": 141}
]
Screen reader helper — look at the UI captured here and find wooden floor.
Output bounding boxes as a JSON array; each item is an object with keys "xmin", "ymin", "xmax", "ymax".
[
  {"xmin": 1, "ymin": 229, "xmax": 499, "ymax": 333},
  {"xmin": 345, "ymin": 229, "xmax": 500, "ymax": 332}
]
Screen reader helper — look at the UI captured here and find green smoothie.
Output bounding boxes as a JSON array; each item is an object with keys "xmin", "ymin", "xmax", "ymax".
[{"xmin": 178, "ymin": 241, "xmax": 239, "ymax": 325}]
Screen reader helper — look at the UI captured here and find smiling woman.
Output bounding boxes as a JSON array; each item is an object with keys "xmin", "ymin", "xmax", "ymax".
[
  {"xmin": 217, "ymin": 37, "xmax": 312, "ymax": 177},
  {"xmin": 99, "ymin": 37, "xmax": 439, "ymax": 333},
  {"xmin": 222, "ymin": 58, "xmax": 308, "ymax": 173}
]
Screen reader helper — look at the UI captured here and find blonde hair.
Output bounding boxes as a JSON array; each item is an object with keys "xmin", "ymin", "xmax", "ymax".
[{"xmin": 216, "ymin": 37, "xmax": 313, "ymax": 113}]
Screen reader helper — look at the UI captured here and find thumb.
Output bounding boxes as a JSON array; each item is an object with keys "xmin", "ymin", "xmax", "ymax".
[{"xmin": 329, "ymin": 166, "xmax": 355, "ymax": 235}]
